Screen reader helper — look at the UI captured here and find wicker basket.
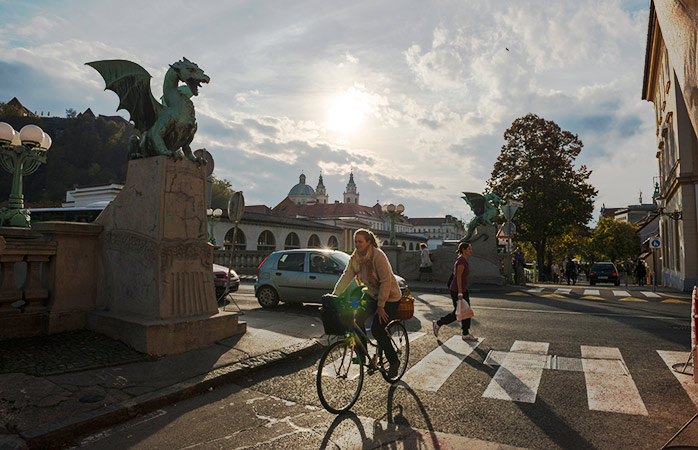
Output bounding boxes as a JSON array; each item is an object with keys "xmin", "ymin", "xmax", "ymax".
[{"xmin": 394, "ymin": 284, "xmax": 414, "ymax": 321}]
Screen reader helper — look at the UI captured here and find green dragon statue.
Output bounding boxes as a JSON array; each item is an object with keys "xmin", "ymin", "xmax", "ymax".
[
  {"xmin": 460, "ymin": 192, "xmax": 505, "ymax": 242},
  {"xmin": 86, "ymin": 57, "xmax": 209, "ymax": 163}
]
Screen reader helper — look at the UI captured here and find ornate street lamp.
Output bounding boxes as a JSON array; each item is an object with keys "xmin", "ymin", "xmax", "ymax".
[
  {"xmin": 0, "ymin": 123, "xmax": 51, "ymax": 227},
  {"xmin": 654, "ymin": 195, "xmax": 682, "ymax": 221},
  {"xmin": 206, "ymin": 208, "xmax": 223, "ymax": 245},
  {"xmin": 382, "ymin": 203, "xmax": 405, "ymax": 246}
]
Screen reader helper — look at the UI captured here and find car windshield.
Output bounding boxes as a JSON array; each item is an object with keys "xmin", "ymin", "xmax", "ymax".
[
  {"xmin": 330, "ymin": 251, "xmax": 350, "ymax": 268},
  {"xmin": 591, "ymin": 264, "xmax": 614, "ymax": 271}
]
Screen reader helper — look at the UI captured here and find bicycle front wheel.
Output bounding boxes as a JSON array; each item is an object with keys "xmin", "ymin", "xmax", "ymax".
[
  {"xmin": 316, "ymin": 340, "xmax": 364, "ymax": 414},
  {"xmin": 381, "ymin": 320, "xmax": 410, "ymax": 383}
]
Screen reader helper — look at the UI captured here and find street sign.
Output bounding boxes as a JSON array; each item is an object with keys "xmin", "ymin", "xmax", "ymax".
[
  {"xmin": 501, "ymin": 204, "xmax": 519, "ymax": 222},
  {"xmin": 194, "ymin": 148, "xmax": 214, "ymax": 177},
  {"xmin": 227, "ymin": 191, "xmax": 245, "ymax": 223},
  {"xmin": 650, "ymin": 238, "xmax": 661, "ymax": 249},
  {"xmin": 496, "ymin": 222, "xmax": 516, "ymax": 238}
]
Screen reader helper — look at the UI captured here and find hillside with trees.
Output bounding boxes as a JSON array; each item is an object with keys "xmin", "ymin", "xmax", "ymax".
[{"xmin": 0, "ymin": 100, "xmax": 131, "ymax": 205}]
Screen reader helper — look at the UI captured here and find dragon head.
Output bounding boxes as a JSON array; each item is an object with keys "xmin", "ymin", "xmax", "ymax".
[{"xmin": 170, "ymin": 57, "xmax": 210, "ymax": 96}]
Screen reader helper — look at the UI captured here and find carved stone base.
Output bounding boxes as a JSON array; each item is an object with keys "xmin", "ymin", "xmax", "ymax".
[
  {"xmin": 87, "ymin": 310, "xmax": 247, "ymax": 356},
  {"xmin": 91, "ymin": 156, "xmax": 246, "ymax": 354}
]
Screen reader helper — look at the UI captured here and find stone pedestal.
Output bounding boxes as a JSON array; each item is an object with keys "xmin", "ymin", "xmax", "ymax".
[
  {"xmin": 89, "ymin": 156, "xmax": 245, "ymax": 355},
  {"xmin": 467, "ymin": 226, "xmax": 505, "ymax": 285}
]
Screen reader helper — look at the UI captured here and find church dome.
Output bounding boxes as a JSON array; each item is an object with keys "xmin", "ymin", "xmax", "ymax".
[{"xmin": 288, "ymin": 173, "xmax": 316, "ymax": 197}]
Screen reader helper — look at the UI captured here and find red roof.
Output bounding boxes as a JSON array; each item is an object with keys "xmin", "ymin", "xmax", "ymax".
[{"xmin": 273, "ymin": 197, "xmax": 384, "ymax": 219}]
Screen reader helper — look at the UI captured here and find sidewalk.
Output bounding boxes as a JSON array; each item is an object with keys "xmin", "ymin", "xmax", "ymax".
[
  {"xmin": 0, "ymin": 279, "xmax": 690, "ymax": 449},
  {"xmin": 0, "ymin": 303, "xmax": 328, "ymax": 450}
]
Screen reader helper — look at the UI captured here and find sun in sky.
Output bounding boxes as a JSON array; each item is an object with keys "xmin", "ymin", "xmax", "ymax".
[{"xmin": 326, "ymin": 90, "xmax": 368, "ymax": 134}]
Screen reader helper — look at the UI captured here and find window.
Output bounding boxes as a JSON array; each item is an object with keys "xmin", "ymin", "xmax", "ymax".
[
  {"xmin": 308, "ymin": 234, "xmax": 321, "ymax": 248},
  {"xmin": 285, "ymin": 232, "xmax": 300, "ymax": 250},
  {"xmin": 224, "ymin": 228, "xmax": 246, "ymax": 251},
  {"xmin": 409, "ymin": 243, "xmax": 414, "ymax": 250},
  {"xmin": 278, "ymin": 252, "xmax": 305, "ymax": 272},
  {"xmin": 309, "ymin": 253, "xmax": 342, "ymax": 274},
  {"xmin": 401, "ymin": 242, "xmax": 406, "ymax": 249},
  {"xmin": 327, "ymin": 235, "xmax": 339, "ymax": 249},
  {"xmin": 257, "ymin": 230, "xmax": 276, "ymax": 252}
]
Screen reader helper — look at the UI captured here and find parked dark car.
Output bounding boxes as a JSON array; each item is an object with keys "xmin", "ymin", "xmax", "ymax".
[
  {"xmin": 588, "ymin": 262, "xmax": 620, "ymax": 286},
  {"xmin": 254, "ymin": 249, "xmax": 407, "ymax": 308},
  {"xmin": 214, "ymin": 263, "xmax": 240, "ymax": 297}
]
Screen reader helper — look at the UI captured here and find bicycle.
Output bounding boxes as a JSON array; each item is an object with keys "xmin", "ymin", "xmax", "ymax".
[{"xmin": 316, "ymin": 297, "xmax": 410, "ymax": 414}]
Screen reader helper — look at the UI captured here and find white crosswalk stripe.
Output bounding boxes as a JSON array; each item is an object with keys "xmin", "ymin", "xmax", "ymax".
[
  {"xmin": 554, "ymin": 288, "xmax": 571, "ymax": 295},
  {"xmin": 402, "ymin": 335, "xmax": 482, "ymax": 391},
  {"xmin": 583, "ymin": 289, "xmax": 600, "ymax": 296},
  {"xmin": 612, "ymin": 290, "xmax": 630, "ymax": 297},
  {"xmin": 642, "ymin": 291, "xmax": 661, "ymax": 298},
  {"xmin": 581, "ymin": 346, "xmax": 647, "ymax": 415},
  {"xmin": 482, "ymin": 341, "xmax": 549, "ymax": 403},
  {"xmin": 527, "ymin": 287, "xmax": 544, "ymax": 293},
  {"xmin": 657, "ymin": 350, "xmax": 698, "ymax": 406}
]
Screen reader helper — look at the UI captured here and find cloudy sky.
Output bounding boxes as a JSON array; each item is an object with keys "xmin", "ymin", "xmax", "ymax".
[{"xmin": 0, "ymin": 0, "xmax": 656, "ymax": 223}]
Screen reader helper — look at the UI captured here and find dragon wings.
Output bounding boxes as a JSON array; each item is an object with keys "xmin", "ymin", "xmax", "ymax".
[
  {"xmin": 461, "ymin": 192, "xmax": 486, "ymax": 216},
  {"xmin": 86, "ymin": 60, "xmax": 163, "ymax": 133}
]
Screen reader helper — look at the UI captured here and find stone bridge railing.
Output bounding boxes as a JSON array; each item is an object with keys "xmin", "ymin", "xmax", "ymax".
[{"xmin": 213, "ymin": 249, "xmax": 270, "ymax": 276}]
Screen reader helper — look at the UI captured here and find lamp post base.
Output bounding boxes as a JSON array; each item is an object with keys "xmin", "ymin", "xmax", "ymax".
[{"xmin": 0, "ymin": 207, "xmax": 30, "ymax": 228}]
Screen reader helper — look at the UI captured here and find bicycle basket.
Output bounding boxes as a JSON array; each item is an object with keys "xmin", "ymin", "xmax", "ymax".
[
  {"xmin": 320, "ymin": 279, "xmax": 368, "ymax": 335},
  {"xmin": 394, "ymin": 283, "xmax": 414, "ymax": 321}
]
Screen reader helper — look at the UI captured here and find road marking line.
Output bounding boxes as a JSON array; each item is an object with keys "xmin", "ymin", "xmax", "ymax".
[
  {"xmin": 506, "ymin": 291, "xmax": 531, "ymax": 296},
  {"xmin": 581, "ymin": 346, "xmax": 647, "ymax": 415},
  {"xmin": 613, "ymin": 290, "xmax": 630, "ymax": 297},
  {"xmin": 662, "ymin": 299, "xmax": 690, "ymax": 304},
  {"xmin": 542, "ymin": 294, "xmax": 566, "ymax": 299},
  {"xmin": 474, "ymin": 305, "xmax": 688, "ymax": 321},
  {"xmin": 619, "ymin": 297, "xmax": 648, "ymax": 302},
  {"xmin": 583, "ymin": 289, "xmax": 600, "ymax": 296},
  {"xmin": 641, "ymin": 291, "xmax": 661, "ymax": 298},
  {"xmin": 527, "ymin": 287, "xmax": 544, "ymax": 293},
  {"xmin": 482, "ymin": 341, "xmax": 549, "ymax": 403},
  {"xmin": 657, "ymin": 350, "xmax": 698, "ymax": 407},
  {"xmin": 554, "ymin": 288, "xmax": 571, "ymax": 295},
  {"xmin": 402, "ymin": 336, "xmax": 483, "ymax": 392}
]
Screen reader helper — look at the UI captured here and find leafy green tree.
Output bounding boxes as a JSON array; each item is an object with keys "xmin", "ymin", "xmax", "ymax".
[
  {"xmin": 210, "ymin": 176, "xmax": 235, "ymax": 211},
  {"xmin": 587, "ymin": 218, "xmax": 639, "ymax": 263},
  {"xmin": 488, "ymin": 113, "xmax": 597, "ymax": 267},
  {"xmin": 547, "ymin": 224, "xmax": 591, "ymax": 263}
]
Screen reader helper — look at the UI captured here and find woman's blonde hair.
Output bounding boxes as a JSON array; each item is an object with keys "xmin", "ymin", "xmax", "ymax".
[
  {"xmin": 419, "ymin": 242, "xmax": 427, "ymax": 249},
  {"xmin": 354, "ymin": 228, "xmax": 379, "ymax": 248},
  {"xmin": 457, "ymin": 241, "xmax": 471, "ymax": 255}
]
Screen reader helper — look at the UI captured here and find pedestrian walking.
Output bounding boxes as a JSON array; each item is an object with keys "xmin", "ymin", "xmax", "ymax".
[
  {"xmin": 512, "ymin": 246, "xmax": 526, "ymax": 285},
  {"xmin": 565, "ymin": 256, "xmax": 577, "ymax": 285},
  {"xmin": 418, "ymin": 243, "xmax": 433, "ymax": 281},
  {"xmin": 332, "ymin": 228, "xmax": 402, "ymax": 378},
  {"xmin": 634, "ymin": 261, "xmax": 647, "ymax": 286},
  {"xmin": 433, "ymin": 242, "xmax": 478, "ymax": 341},
  {"xmin": 552, "ymin": 261, "xmax": 559, "ymax": 283}
]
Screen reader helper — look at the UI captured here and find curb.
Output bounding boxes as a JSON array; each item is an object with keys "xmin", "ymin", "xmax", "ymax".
[{"xmin": 15, "ymin": 339, "xmax": 324, "ymax": 450}]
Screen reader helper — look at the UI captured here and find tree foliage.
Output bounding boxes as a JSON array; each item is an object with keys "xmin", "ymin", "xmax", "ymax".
[
  {"xmin": 0, "ymin": 106, "xmax": 131, "ymax": 205},
  {"xmin": 210, "ymin": 176, "xmax": 235, "ymax": 211},
  {"xmin": 586, "ymin": 218, "xmax": 639, "ymax": 263},
  {"xmin": 487, "ymin": 113, "xmax": 597, "ymax": 266}
]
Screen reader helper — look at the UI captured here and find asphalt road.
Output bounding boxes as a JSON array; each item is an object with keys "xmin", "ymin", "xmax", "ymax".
[{"xmin": 72, "ymin": 283, "xmax": 695, "ymax": 449}]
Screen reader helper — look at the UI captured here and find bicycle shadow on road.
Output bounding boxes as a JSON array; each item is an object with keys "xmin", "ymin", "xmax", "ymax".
[{"xmin": 319, "ymin": 381, "xmax": 442, "ymax": 449}]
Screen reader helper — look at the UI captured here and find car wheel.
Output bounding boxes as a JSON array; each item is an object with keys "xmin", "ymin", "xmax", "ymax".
[
  {"xmin": 614, "ymin": 280, "xmax": 620, "ymax": 286},
  {"xmin": 590, "ymin": 281, "xmax": 595, "ymax": 286},
  {"xmin": 257, "ymin": 286, "xmax": 279, "ymax": 308}
]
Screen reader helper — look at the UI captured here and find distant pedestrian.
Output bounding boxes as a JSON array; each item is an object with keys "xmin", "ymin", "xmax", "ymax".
[
  {"xmin": 552, "ymin": 262, "xmax": 559, "ymax": 283},
  {"xmin": 418, "ymin": 243, "xmax": 433, "ymax": 281},
  {"xmin": 433, "ymin": 242, "xmax": 478, "ymax": 341},
  {"xmin": 565, "ymin": 256, "xmax": 577, "ymax": 285},
  {"xmin": 513, "ymin": 247, "xmax": 525, "ymax": 285},
  {"xmin": 634, "ymin": 261, "xmax": 647, "ymax": 286}
]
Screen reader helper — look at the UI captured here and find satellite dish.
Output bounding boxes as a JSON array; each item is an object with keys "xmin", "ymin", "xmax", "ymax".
[
  {"xmin": 194, "ymin": 148, "xmax": 214, "ymax": 177},
  {"xmin": 228, "ymin": 191, "xmax": 245, "ymax": 223}
]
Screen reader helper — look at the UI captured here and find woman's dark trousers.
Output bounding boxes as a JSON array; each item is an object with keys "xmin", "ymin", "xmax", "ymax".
[
  {"xmin": 436, "ymin": 290, "xmax": 470, "ymax": 334},
  {"xmin": 359, "ymin": 301, "xmax": 400, "ymax": 365}
]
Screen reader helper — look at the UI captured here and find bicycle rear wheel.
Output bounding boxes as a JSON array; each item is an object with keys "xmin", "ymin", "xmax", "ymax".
[
  {"xmin": 316, "ymin": 340, "xmax": 364, "ymax": 414},
  {"xmin": 381, "ymin": 320, "xmax": 410, "ymax": 383}
]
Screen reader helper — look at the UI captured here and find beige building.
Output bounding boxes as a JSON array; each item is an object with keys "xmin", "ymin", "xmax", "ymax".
[{"xmin": 642, "ymin": 1, "xmax": 698, "ymax": 291}]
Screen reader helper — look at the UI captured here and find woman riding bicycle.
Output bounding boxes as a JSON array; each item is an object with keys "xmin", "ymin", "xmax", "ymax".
[{"xmin": 331, "ymin": 228, "xmax": 402, "ymax": 378}]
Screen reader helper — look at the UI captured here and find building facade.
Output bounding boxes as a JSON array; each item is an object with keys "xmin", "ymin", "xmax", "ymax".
[{"xmin": 642, "ymin": 1, "xmax": 698, "ymax": 291}]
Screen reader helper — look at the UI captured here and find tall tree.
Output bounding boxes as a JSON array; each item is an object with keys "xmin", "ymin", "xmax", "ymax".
[
  {"xmin": 210, "ymin": 176, "xmax": 235, "ymax": 211},
  {"xmin": 587, "ymin": 218, "xmax": 640, "ymax": 263},
  {"xmin": 487, "ymin": 113, "xmax": 597, "ymax": 268}
]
